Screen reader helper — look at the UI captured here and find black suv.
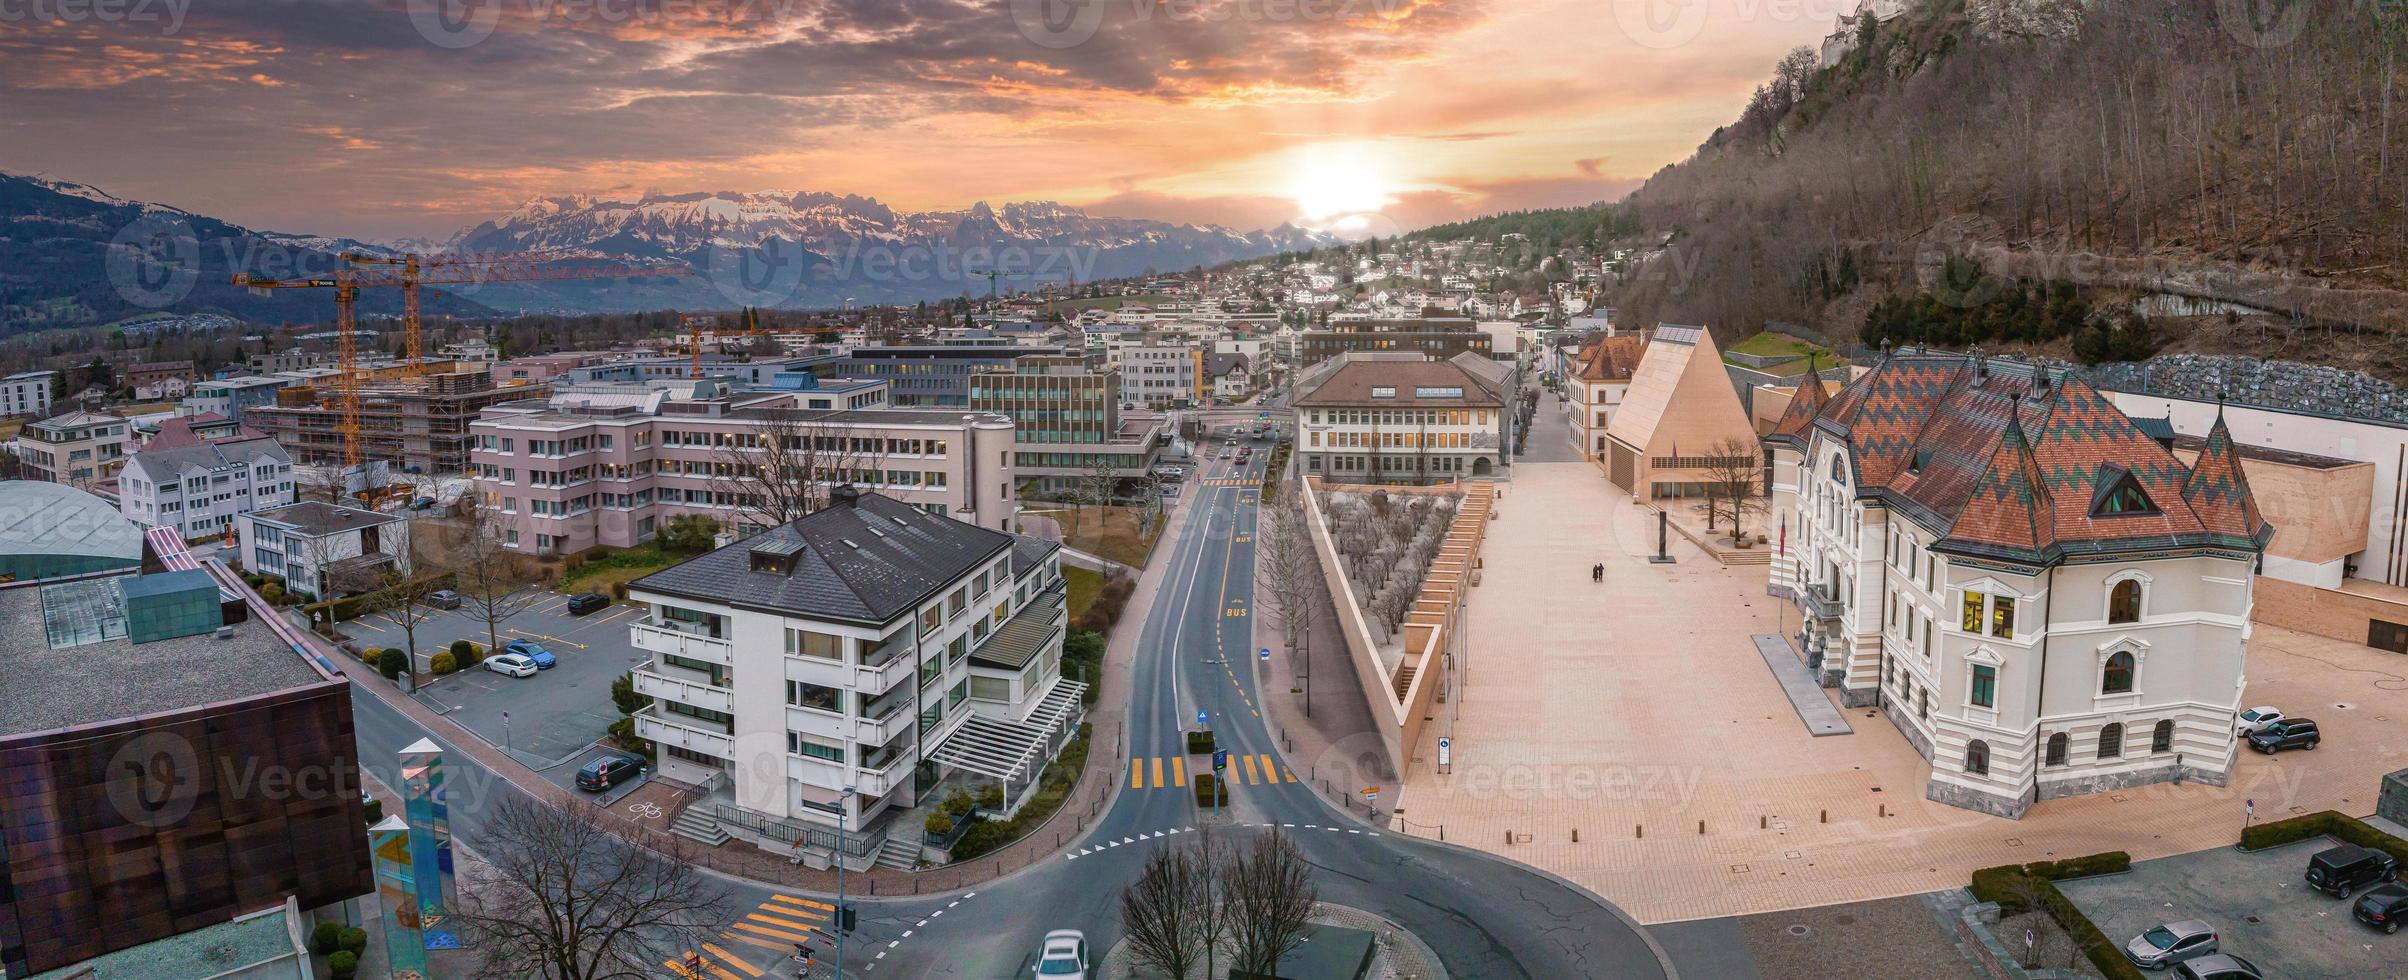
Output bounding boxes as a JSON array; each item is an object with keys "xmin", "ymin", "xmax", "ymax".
[
  {"xmin": 2246, "ymin": 718, "xmax": 2319, "ymax": 753},
  {"xmin": 566, "ymin": 592, "xmax": 611, "ymax": 615},
  {"xmin": 575, "ymin": 753, "xmax": 646, "ymax": 792},
  {"xmin": 2307, "ymin": 843, "xmax": 2400, "ymax": 898},
  {"xmin": 2353, "ymin": 882, "xmax": 2408, "ymax": 934}
]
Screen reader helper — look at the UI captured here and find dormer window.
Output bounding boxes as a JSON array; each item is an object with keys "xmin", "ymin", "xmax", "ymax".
[{"xmin": 2090, "ymin": 466, "xmax": 2160, "ymax": 517}]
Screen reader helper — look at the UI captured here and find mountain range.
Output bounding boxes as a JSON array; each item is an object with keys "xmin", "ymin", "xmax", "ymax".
[{"xmin": 0, "ymin": 175, "xmax": 1337, "ymax": 331}]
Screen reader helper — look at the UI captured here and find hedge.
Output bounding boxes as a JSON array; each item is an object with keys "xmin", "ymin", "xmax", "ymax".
[
  {"xmin": 430, "ymin": 652, "xmax": 458, "ymax": 675},
  {"xmin": 2241, "ymin": 810, "xmax": 2408, "ymax": 867},
  {"xmin": 1194, "ymin": 773, "xmax": 1222, "ymax": 807},
  {"xmin": 1967, "ymin": 852, "xmax": 2141, "ymax": 980},
  {"xmin": 301, "ymin": 570, "xmax": 458, "ymax": 623},
  {"xmin": 1185, "ymin": 730, "xmax": 1215, "ymax": 754}
]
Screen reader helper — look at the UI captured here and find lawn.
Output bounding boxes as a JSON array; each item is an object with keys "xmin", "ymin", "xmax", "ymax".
[
  {"xmin": 1050, "ymin": 292, "xmax": 1175, "ymax": 313},
  {"xmin": 1725, "ymin": 332, "xmax": 1826, "ymax": 360},
  {"xmin": 1064, "ymin": 565, "xmax": 1105, "ymax": 623},
  {"xmin": 563, "ymin": 546, "xmax": 704, "ymax": 594},
  {"xmin": 1056, "ymin": 504, "xmax": 1163, "ymax": 568}
]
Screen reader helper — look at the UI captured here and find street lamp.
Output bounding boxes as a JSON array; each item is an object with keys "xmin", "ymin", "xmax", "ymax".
[{"xmin": 834, "ymin": 786, "xmax": 857, "ymax": 980}]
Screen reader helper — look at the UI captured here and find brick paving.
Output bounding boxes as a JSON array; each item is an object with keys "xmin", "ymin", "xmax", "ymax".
[
  {"xmin": 1399, "ymin": 461, "xmax": 2408, "ymax": 924},
  {"xmin": 330, "ymin": 494, "xmax": 1206, "ymax": 896}
]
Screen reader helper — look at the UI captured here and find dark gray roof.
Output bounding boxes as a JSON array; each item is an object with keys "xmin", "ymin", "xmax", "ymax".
[
  {"xmin": 249, "ymin": 501, "xmax": 399, "ymax": 536},
  {"xmin": 634, "ymin": 491, "xmax": 1014, "ymax": 625},
  {"xmin": 1009, "ymin": 534, "xmax": 1061, "ymax": 581},
  {"xmin": 970, "ymin": 592, "xmax": 1062, "ymax": 671}
]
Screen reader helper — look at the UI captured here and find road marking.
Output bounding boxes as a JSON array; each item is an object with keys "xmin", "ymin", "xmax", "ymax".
[
  {"xmin": 1130, "ymin": 758, "xmax": 1143, "ymax": 789},
  {"xmin": 717, "ymin": 932, "xmax": 790, "ymax": 954},
  {"xmin": 1151, "ymin": 756, "xmax": 1164, "ymax": 788},
  {"xmin": 703, "ymin": 944, "xmax": 762, "ymax": 977},
  {"xmin": 1241, "ymin": 754, "xmax": 1261, "ymax": 783},
  {"xmin": 592, "ymin": 605, "xmax": 636, "ymax": 625},
  {"xmin": 349, "ymin": 618, "xmax": 386, "ymax": 633},
  {"xmin": 1256, "ymin": 754, "xmax": 1279, "ymax": 781},
  {"xmin": 768, "ymin": 894, "xmax": 836, "ymax": 912},
  {"xmin": 1172, "ymin": 754, "xmax": 1186, "ymax": 786},
  {"xmin": 748, "ymin": 911, "xmax": 821, "ymax": 931}
]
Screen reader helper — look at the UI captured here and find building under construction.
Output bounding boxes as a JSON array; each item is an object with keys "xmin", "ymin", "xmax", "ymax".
[{"xmin": 247, "ymin": 365, "xmax": 542, "ymax": 474}]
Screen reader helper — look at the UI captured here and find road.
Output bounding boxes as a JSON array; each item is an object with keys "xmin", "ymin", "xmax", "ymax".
[{"xmin": 350, "ymin": 418, "xmax": 1670, "ymax": 978}]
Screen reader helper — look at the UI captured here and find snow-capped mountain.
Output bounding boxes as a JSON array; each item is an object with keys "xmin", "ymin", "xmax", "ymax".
[{"xmin": 436, "ymin": 190, "xmax": 1337, "ymax": 309}]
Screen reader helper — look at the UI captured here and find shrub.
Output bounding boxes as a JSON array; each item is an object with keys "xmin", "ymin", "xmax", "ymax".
[
  {"xmin": 310, "ymin": 921, "xmax": 344, "ymax": 955},
  {"xmin": 450, "ymin": 639, "xmax": 476, "ymax": 658},
  {"xmin": 924, "ymin": 813, "xmax": 954, "ymax": 837},
  {"xmin": 611, "ymin": 672, "xmax": 653, "ymax": 716},
  {"xmin": 612, "ymin": 580, "xmax": 630, "ymax": 600},
  {"xmin": 327, "ymin": 950, "xmax": 358, "ymax": 978},
  {"xmin": 259, "ymin": 582, "xmax": 284, "ymax": 602},
  {"xmin": 1194, "ymin": 774, "xmax": 1221, "ymax": 807},
  {"xmin": 339, "ymin": 927, "xmax": 367, "ymax": 955},
  {"xmin": 2242, "ymin": 810, "xmax": 2408, "ymax": 867},
  {"xmin": 1968, "ymin": 855, "xmax": 2146, "ymax": 980},
  {"xmin": 2027, "ymin": 851, "xmax": 2129, "ymax": 880},
  {"xmin": 940, "ymin": 789, "xmax": 978, "ymax": 818},
  {"xmin": 607, "ymin": 716, "xmax": 653, "ymax": 758},
  {"xmin": 1185, "ymin": 730, "xmax": 1215, "ymax": 754},
  {"xmin": 430, "ymin": 652, "xmax": 458, "ymax": 675},
  {"xmin": 978, "ymin": 784, "xmax": 1005, "ymax": 809},
  {"xmin": 363, "ymin": 797, "xmax": 383, "ymax": 825},
  {"xmin": 376, "ymin": 649, "xmax": 408, "ymax": 681}
]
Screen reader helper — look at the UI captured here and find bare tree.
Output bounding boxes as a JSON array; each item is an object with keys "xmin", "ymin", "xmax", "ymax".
[
  {"xmin": 1699, "ymin": 436, "xmax": 1764, "ymax": 545},
  {"xmin": 364, "ymin": 561, "xmax": 444, "ymax": 690},
  {"xmin": 451, "ymin": 795, "xmax": 732, "ymax": 980},
  {"xmin": 1075, "ymin": 456, "xmax": 1120, "ymax": 540},
  {"xmin": 1222, "ymin": 830, "xmax": 1317, "ymax": 976},
  {"xmin": 709, "ymin": 407, "xmax": 880, "ymax": 529},
  {"xmin": 449, "ymin": 502, "xmax": 543, "ymax": 656},
  {"xmin": 1194, "ymin": 821, "xmax": 1233, "ymax": 980},
  {"xmin": 1253, "ymin": 485, "xmax": 1319, "ymax": 666},
  {"xmin": 1120, "ymin": 844, "xmax": 1207, "ymax": 979}
]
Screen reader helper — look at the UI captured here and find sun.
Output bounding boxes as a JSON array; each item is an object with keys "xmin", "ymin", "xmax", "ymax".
[{"xmin": 1283, "ymin": 142, "xmax": 1399, "ymax": 224}]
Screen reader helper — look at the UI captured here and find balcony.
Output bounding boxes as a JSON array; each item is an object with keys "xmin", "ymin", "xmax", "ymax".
[
  {"xmin": 853, "ymin": 745, "xmax": 913, "ymax": 797},
  {"xmin": 854, "ymin": 630, "xmax": 918, "ymax": 693},
  {"xmin": 633, "ymin": 668, "xmax": 734, "ymax": 714},
  {"xmin": 634, "ymin": 705, "xmax": 734, "ymax": 760},
  {"xmin": 631, "ymin": 621, "xmax": 733, "ymax": 665},
  {"xmin": 854, "ymin": 690, "xmax": 915, "ymax": 744},
  {"xmin": 1797, "ymin": 585, "xmax": 1844, "ymax": 621}
]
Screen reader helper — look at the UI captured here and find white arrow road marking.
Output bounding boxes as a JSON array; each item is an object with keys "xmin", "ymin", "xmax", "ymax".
[{"xmin": 1120, "ymin": 836, "xmax": 1135, "ymax": 845}]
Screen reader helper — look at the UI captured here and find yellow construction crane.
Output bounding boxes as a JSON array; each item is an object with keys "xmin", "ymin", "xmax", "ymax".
[{"xmin": 235, "ymin": 252, "xmax": 690, "ymax": 471}]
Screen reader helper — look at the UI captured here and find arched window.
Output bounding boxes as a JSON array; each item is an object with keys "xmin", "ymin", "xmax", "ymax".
[
  {"xmin": 2109, "ymin": 579, "xmax": 2143, "ymax": 624},
  {"xmin": 2045, "ymin": 732, "xmax": 2068, "ymax": 766},
  {"xmin": 1965, "ymin": 740, "xmax": 1991, "ymax": 776},
  {"xmin": 2152, "ymin": 720, "xmax": 2175, "ymax": 753},
  {"xmin": 2099, "ymin": 723, "xmax": 2124, "ymax": 758},
  {"xmin": 1829, "ymin": 454, "xmax": 1849, "ymax": 486},
  {"xmin": 2101, "ymin": 651, "xmax": 2136, "ymax": 694}
]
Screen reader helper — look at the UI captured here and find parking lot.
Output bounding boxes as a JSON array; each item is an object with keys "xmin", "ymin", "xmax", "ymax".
[
  {"xmin": 2056, "ymin": 836, "xmax": 2403, "ymax": 977},
  {"xmin": 339, "ymin": 589, "xmax": 650, "ymax": 782}
]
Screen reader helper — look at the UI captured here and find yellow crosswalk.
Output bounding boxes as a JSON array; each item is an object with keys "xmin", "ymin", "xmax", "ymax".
[
  {"xmin": 1130, "ymin": 753, "xmax": 1297, "ymax": 788},
  {"xmin": 1200, "ymin": 478, "xmax": 1261, "ymax": 487},
  {"xmin": 690, "ymin": 893, "xmax": 837, "ymax": 977}
]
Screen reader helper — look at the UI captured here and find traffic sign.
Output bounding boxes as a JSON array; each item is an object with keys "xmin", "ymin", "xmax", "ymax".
[
  {"xmin": 1197, "ymin": 709, "xmax": 1209, "ymax": 727},
  {"xmin": 1361, "ymin": 786, "xmax": 1379, "ymax": 799},
  {"xmin": 1212, "ymin": 750, "xmax": 1228, "ymax": 772},
  {"xmin": 1436, "ymin": 737, "xmax": 1451, "ymax": 767},
  {"xmin": 1259, "ymin": 647, "xmax": 1271, "ymax": 663}
]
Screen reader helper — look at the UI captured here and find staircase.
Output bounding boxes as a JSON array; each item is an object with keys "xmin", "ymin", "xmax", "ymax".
[
  {"xmin": 1391, "ymin": 663, "xmax": 1417, "ymax": 701},
  {"xmin": 874, "ymin": 834, "xmax": 923, "ymax": 872},
  {"xmin": 669, "ymin": 804, "xmax": 731, "ymax": 848}
]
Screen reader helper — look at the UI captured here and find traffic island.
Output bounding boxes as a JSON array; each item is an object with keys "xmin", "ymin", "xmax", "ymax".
[{"xmin": 1094, "ymin": 902, "xmax": 1447, "ymax": 980}]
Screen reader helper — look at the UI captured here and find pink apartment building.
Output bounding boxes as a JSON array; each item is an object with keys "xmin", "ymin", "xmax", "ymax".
[{"xmin": 469, "ymin": 380, "xmax": 1015, "ymax": 554}]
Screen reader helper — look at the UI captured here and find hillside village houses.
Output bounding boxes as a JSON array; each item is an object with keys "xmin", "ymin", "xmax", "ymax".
[{"xmin": 1764, "ymin": 350, "xmax": 2273, "ymax": 817}]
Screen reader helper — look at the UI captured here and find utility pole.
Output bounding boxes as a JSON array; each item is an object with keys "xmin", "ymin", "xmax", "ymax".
[{"xmin": 835, "ymin": 786, "xmax": 857, "ymax": 980}]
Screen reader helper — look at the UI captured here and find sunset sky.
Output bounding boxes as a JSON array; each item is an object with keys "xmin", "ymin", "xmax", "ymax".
[{"xmin": 0, "ymin": 0, "xmax": 1841, "ymax": 241}]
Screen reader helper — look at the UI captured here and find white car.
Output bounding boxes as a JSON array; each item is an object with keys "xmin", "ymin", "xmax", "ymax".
[
  {"xmin": 486, "ymin": 653, "xmax": 539, "ymax": 678},
  {"xmin": 1033, "ymin": 930, "xmax": 1088, "ymax": 978},
  {"xmin": 2234, "ymin": 706, "xmax": 2285, "ymax": 735}
]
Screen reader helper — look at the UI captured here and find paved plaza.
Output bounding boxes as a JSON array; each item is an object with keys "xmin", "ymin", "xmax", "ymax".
[{"xmin": 1397, "ymin": 462, "xmax": 2408, "ymax": 924}]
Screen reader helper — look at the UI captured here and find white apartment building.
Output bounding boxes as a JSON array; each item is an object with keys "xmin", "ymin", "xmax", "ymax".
[
  {"xmin": 626, "ymin": 489, "xmax": 1082, "ymax": 869},
  {"xmin": 469, "ymin": 380, "xmax": 1015, "ymax": 555},
  {"xmin": 237, "ymin": 502, "xmax": 409, "ymax": 601},
  {"xmin": 1765, "ymin": 352, "xmax": 2272, "ymax": 817},
  {"xmin": 118, "ymin": 429, "xmax": 296, "ymax": 542},
  {"xmin": 1, "ymin": 371, "xmax": 55, "ymax": 418},
  {"xmin": 13, "ymin": 411, "xmax": 129, "ymax": 488},
  {"xmin": 1123, "ymin": 345, "xmax": 1199, "ymax": 409}
]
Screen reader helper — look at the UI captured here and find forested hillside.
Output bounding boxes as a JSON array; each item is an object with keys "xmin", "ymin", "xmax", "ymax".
[{"xmin": 1609, "ymin": 0, "xmax": 2408, "ymax": 377}]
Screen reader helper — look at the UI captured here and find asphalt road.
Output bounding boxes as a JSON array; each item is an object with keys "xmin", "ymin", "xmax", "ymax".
[{"xmin": 348, "ymin": 425, "xmax": 1671, "ymax": 978}]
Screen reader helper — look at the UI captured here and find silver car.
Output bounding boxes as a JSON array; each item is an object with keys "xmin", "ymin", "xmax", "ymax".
[
  {"xmin": 2173, "ymin": 953, "xmax": 2263, "ymax": 980},
  {"xmin": 2126, "ymin": 918, "xmax": 2218, "ymax": 969}
]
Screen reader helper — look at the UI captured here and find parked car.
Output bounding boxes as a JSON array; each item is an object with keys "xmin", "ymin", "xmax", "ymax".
[
  {"xmin": 575, "ymin": 753, "xmax": 647, "ymax": 792},
  {"xmin": 410, "ymin": 496, "xmax": 437, "ymax": 510},
  {"xmin": 2246, "ymin": 718, "xmax": 2319, "ymax": 753},
  {"xmin": 2307, "ymin": 843, "xmax": 2401, "ymax": 898},
  {"xmin": 424, "ymin": 589, "xmax": 462, "ymax": 610},
  {"xmin": 502, "ymin": 640, "xmax": 558, "ymax": 669},
  {"xmin": 565, "ymin": 592, "xmax": 610, "ymax": 615},
  {"xmin": 2124, "ymin": 919, "xmax": 2219, "ymax": 969},
  {"xmin": 2233, "ymin": 705, "xmax": 2286, "ymax": 735},
  {"xmin": 1033, "ymin": 929, "xmax": 1088, "ymax": 978},
  {"xmin": 2353, "ymin": 882, "xmax": 2408, "ymax": 933},
  {"xmin": 485, "ymin": 653, "xmax": 538, "ymax": 678},
  {"xmin": 2172, "ymin": 954, "xmax": 2263, "ymax": 980}
]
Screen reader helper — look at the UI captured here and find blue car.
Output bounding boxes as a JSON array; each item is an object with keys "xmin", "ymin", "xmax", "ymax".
[{"xmin": 503, "ymin": 640, "xmax": 557, "ymax": 669}]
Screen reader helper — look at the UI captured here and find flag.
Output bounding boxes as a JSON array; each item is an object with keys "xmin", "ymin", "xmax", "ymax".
[{"xmin": 1778, "ymin": 512, "xmax": 1787, "ymax": 557}]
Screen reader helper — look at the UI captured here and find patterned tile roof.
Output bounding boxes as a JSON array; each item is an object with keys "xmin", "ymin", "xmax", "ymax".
[
  {"xmin": 1783, "ymin": 351, "xmax": 2272, "ymax": 566},
  {"xmin": 1763, "ymin": 356, "xmax": 1832, "ymax": 448}
]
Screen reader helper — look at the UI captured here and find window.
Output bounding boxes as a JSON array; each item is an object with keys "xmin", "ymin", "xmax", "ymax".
[
  {"xmin": 2151, "ymin": 719, "xmax": 2175, "ymax": 753},
  {"xmin": 2098, "ymin": 722, "xmax": 2124, "ymax": 758},
  {"xmin": 787, "ymin": 732, "xmax": 845, "ymax": 762},
  {"xmin": 1969, "ymin": 664, "xmax": 1997, "ymax": 708},
  {"xmin": 1962, "ymin": 591, "xmax": 1985, "ymax": 632},
  {"xmin": 2045, "ymin": 732, "xmax": 2068, "ymax": 766},
  {"xmin": 1964, "ymin": 740, "xmax": 1990, "ymax": 776},
  {"xmin": 2091, "ymin": 468, "xmax": 2159, "ymax": 517},
  {"xmin": 2101, "ymin": 650, "xmax": 2136, "ymax": 694},
  {"xmin": 2109, "ymin": 579, "xmax": 2142, "ymax": 624},
  {"xmin": 786, "ymin": 629, "xmax": 842, "ymax": 661},
  {"xmin": 786, "ymin": 680, "xmax": 842, "ymax": 713},
  {"xmin": 1990, "ymin": 596, "xmax": 2014, "ymax": 639}
]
